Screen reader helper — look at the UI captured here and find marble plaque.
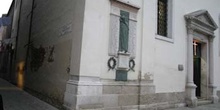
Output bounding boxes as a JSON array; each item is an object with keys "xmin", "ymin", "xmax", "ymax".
[
  {"xmin": 128, "ymin": 20, "xmax": 137, "ymax": 58},
  {"xmin": 108, "ymin": 15, "xmax": 120, "ymax": 56}
]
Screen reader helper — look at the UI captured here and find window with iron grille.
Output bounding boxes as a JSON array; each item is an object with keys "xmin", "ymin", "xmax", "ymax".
[{"xmin": 157, "ymin": 0, "xmax": 168, "ymax": 37}]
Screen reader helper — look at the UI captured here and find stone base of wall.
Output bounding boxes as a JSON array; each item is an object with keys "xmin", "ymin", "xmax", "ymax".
[
  {"xmin": 64, "ymin": 101, "xmax": 185, "ymax": 110},
  {"xmin": 100, "ymin": 93, "xmax": 185, "ymax": 110},
  {"xmin": 64, "ymin": 76, "xmax": 186, "ymax": 110},
  {"xmin": 102, "ymin": 102, "xmax": 185, "ymax": 110}
]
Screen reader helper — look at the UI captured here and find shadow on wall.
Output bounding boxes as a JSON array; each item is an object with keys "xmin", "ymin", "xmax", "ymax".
[{"xmin": 28, "ymin": 44, "xmax": 55, "ymax": 72}]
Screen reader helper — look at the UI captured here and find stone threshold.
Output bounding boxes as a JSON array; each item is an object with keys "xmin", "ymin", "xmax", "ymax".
[{"xmin": 197, "ymin": 99, "xmax": 212, "ymax": 106}]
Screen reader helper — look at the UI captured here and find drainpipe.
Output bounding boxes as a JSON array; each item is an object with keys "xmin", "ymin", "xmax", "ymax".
[
  {"xmin": 25, "ymin": 0, "xmax": 35, "ymax": 70},
  {"xmin": 138, "ymin": 0, "xmax": 145, "ymax": 109},
  {"xmin": 138, "ymin": 71, "xmax": 141, "ymax": 110}
]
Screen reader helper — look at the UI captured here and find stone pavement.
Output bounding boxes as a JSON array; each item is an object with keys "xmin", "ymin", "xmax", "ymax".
[
  {"xmin": 166, "ymin": 103, "xmax": 220, "ymax": 110},
  {"xmin": 1, "ymin": 78, "xmax": 220, "ymax": 110},
  {"xmin": 0, "ymin": 78, "xmax": 58, "ymax": 110}
]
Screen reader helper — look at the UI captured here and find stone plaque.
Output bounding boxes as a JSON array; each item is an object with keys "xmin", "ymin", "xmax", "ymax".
[
  {"xmin": 117, "ymin": 52, "xmax": 130, "ymax": 70},
  {"xmin": 128, "ymin": 20, "xmax": 137, "ymax": 58},
  {"xmin": 116, "ymin": 70, "xmax": 127, "ymax": 81}
]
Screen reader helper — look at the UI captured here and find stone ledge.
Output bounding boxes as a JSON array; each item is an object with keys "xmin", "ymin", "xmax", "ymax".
[
  {"xmin": 101, "ymin": 79, "xmax": 154, "ymax": 86},
  {"xmin": 103, "ymin": 85, "xmax": 155, "ymax": 95},
  {"xmin": 110, "ymin": 0, "xmax": 141, "ymax": 10}
]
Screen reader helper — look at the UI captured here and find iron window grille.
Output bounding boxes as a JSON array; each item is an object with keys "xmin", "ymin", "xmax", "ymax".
[{"xmin": 157, "ymin": 0, "xmax": 168, "ymax": 37}]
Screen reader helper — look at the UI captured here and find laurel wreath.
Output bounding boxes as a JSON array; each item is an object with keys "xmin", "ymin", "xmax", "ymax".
[
  {"xmin": 108, "ymin": 57, "xmax": 117, "ymax": 70},
  {"xmin": 129, "ymin": 59, "xmax": 135, "ymax": 71}
]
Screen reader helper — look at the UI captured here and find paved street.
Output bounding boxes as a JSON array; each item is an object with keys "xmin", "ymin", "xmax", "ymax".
[
  {"xmin": 167, "ymin": 103, "xmax": 220, "ymax": 110},
  {"xmin": 0, "ymin": 78, "xmax": 58, "ymax": 110}
]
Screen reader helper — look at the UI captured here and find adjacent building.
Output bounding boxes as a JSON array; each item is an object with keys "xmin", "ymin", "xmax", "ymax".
[
  {"xmin": 2, "ymin": 0, "xmax": 220, "ymax": 109},
  {"xmin": 0, "ymin": 2, "xmax": 14, "ymax": 80}
]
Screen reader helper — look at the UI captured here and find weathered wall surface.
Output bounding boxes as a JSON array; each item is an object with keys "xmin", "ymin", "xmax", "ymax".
[{"xmin": 14, "ymin": 0, "xmax": 85, "ymax": 106}]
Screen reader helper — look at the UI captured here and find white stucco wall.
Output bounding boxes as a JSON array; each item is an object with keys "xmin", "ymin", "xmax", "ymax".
[
  {"xmin": 79, "ymin": 0, "xmax": 142, "ymax": 81},
  {"xmin": 175, "ymin": 0, "xmax": 220, "ymax": 91},
  {"xmin": 146, "ymin": 0, "xmax": 220, "ymax": 92},
  {"xmin": 79, "ymin": 0, "xmax": 220, "ymax": 93},
  {"xmin": 80, "ymin": 0, "xmax": 110, "ymax": 78}
]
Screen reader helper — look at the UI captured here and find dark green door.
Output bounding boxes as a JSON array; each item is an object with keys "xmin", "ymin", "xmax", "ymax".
[
  {"xmin": 193, "ymin": 42, "xmax": 201, "ymax": 97},
  {"xmin": 194, "ymin": 57, "xmax": 201, "ymax": 97}
]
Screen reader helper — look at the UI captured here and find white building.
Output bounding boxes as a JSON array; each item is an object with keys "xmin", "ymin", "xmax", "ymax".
[{"xmin": 9, "ymin": 0, "xmax": 220, "ymax": 109}]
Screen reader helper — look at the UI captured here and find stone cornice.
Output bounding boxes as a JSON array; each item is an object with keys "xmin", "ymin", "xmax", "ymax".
[
  {"xmin": 185, "ymin": 10, "xmax": 218, "ymax": 31},
  {"xmin": 110, "ymin": 0, "xmax": 140, "ymax": 10},
  {"xmin": 185, "ymin": 16, "xmax": 217, "ymax": 31},
  {"xmin": 187, "ymin": 23, "xmax": 215, "ymax": 38},
  {"xmin": 185, "ymin": 10, "xmax": 217, "ymax": 38}
]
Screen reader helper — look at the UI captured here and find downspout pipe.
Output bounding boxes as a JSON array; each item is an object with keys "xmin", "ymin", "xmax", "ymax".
[
  {"xmin": 25, "ymin": 0, "xmax": 35, "ymax": 70},
  {"xmin": 138, "ymin": 0, "xmax": 145, "ymax": 109}
]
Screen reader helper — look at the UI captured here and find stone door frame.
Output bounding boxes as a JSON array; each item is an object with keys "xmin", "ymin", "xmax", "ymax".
[
  {"xmin": 193, "ymin": 32, "xmax": 209, "ymax": 99},
  {"xmin": 184, "ymin": 10, "xmax": 219, "ymax": 107}
]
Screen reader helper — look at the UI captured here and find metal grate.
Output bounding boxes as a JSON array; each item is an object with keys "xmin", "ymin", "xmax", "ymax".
[{"xmin": 157, "ymin": 0, "xmax": 168, "ymax": 37}]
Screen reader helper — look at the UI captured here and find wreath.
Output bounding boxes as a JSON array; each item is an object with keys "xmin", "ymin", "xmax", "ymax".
[
  {"xmin": 129, "ymin": 59, "xmax": 135, "ymax": 71},
  {"xmin": 108, "ymin": 57, "xmax": 116, "ymax": 70}
]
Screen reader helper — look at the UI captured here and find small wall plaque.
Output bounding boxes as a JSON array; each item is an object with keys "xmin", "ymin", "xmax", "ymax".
[{"xmin": 178, "ymin": 64, "xmax": 184, "ymax": 71}]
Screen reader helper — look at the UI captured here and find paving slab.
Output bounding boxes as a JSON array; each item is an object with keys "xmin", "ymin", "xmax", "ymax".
[{"xmin": 0, "ymin": 78, "xmax": 58, "ymax": 110}]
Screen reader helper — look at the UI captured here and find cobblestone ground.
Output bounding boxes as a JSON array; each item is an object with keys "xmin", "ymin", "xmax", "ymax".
[
  {"xmin": 0, "ymin": 78, "xmax": 58, "ymax": 110},
  {"xmin": 167, "ymin": 103, "xmax": 220, "ymax": 110}
]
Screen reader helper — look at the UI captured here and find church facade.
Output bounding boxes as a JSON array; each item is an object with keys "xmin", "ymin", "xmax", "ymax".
[{"xmin": 4, "ymin": 0, "xmax": 220, "ymax": 109}]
